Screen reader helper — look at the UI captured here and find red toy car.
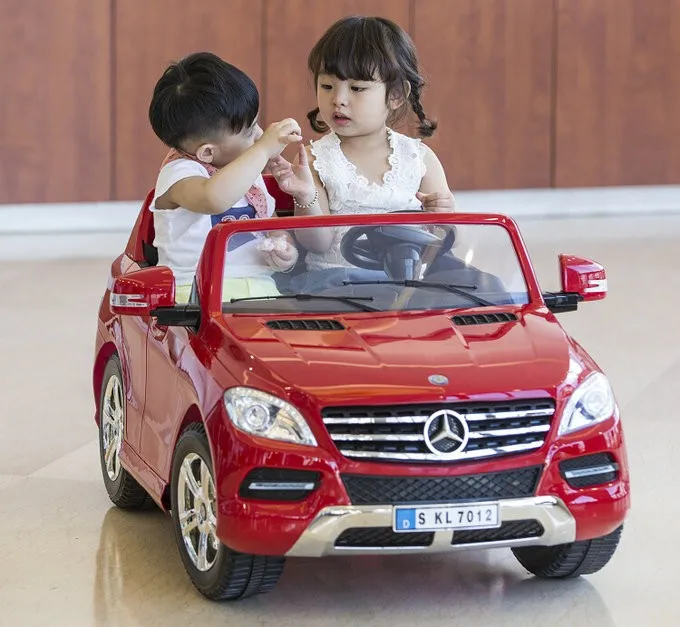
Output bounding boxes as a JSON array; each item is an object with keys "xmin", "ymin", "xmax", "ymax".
[{"xmin": 93, "ymin": 182, "xmax": 629, "ymax": 601}]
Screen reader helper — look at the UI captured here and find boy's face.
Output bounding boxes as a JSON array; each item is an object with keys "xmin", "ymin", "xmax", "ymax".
[{"xmin": 187, "ymin": 118, "xmax": 263, "ymax": 169}]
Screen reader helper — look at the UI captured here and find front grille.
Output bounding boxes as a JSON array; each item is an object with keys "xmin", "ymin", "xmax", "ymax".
[
  {"xmin": 559, "ymin": 453, "xmax": 619, "ymax": 488},
  {"xmin": 323, "ymin": 399, "xmax": 555, "ymax": 462},
  {"xmin": 451, "ymin": 520, "xmax": 544, "ymax": 545},
  {"xmin": 266, "ymin": 319, "xmax": 344, "ymax": 331},
  {"xmin": 335, "ymin": 527, "xmax": 434, "ymax": 548},
  {"xmin": 342, "ymin": 466, "xmax": 542, "ymax": 505}
]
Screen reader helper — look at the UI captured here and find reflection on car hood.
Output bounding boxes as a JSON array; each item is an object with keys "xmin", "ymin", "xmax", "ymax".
[{"xmin": 219, "ymin": 309, "xmax": 571, "ymax": 404}]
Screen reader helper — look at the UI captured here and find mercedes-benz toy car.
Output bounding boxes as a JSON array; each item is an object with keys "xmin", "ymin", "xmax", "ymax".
[{"xmin": 93, "ymin": 180, "xmax": 628, "ymax": 600}]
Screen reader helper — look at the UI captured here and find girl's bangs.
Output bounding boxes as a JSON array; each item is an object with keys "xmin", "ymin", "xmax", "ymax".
[{"xmin": 309, "ymin": 26, "xmax": 399, "ymax": 84}]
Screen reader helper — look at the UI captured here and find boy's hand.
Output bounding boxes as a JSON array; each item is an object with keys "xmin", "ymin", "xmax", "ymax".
[
  {"xmin": 268, "ymin": 143, "xmax": 316, "ymax": 204},
  {"xmin": 416, "ymin": 190, "xmax": 456, "ymax": 213},
  {"xmin": 258, "ymin": 119, "xmax": 303, "ymax": 158}
]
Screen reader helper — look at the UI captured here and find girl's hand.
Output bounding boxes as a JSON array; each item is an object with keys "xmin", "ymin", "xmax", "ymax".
[
  {"xmin": 416, "ymin": 190, "xmax": 456, "ymax": 213},
  {"xmin": 268, "ymin": 143, "xmax": 317, "ymax": 206},
  {"xmin": 258, "ymin": 231, "xmax": 299, "ymax": 271}
]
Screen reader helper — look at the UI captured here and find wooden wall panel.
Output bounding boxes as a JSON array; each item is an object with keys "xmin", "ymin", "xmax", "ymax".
[
  {"xmin": 0, "ymin": 0, "xmax": 111, "ymax": 203},
  {"xmin": 263, "ymin": 0, "xmax": 411, "ymax": 147},
  {"xmin": 414, "ymin": 0, "xmax": 554, "ymax": 190},
  {"xmin": 114, "ymin": 0, "xmax": 263, "ymax": 200},
  {"xmin": 555, "ymin": 0, "xmax": 680, "ymax": 187}
]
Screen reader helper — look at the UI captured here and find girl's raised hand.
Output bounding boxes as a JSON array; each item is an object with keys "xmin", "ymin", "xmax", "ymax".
[{"xmin": 268, "ymin": 143, "xmax": 316, "ymax": 207}]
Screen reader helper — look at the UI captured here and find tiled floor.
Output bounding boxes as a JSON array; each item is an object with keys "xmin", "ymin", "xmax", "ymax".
[{"xmin": 1, "ymin": 214, "xmax": 679, "ymax": 626}]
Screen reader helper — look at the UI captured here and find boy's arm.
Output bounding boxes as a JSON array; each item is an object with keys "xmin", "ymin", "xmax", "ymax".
[{"xmin": 157, "ymin": 119, "xmax": 302, "ymax": 215}]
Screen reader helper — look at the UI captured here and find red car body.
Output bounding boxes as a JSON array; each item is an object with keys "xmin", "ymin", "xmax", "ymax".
[{"xmin": 93, "ymin": 182, "xmax": 629, "ymax": 569}]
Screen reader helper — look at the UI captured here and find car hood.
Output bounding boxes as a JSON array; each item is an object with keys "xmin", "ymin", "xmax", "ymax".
[{"xmin": 217, "ymin": 309, "xmax": 571, "ymax": 404}]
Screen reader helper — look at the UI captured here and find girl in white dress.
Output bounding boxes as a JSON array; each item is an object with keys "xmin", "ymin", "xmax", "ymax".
[{"xmin": 269, "ymin": 15, "xmax": 455, "ymax": 272}]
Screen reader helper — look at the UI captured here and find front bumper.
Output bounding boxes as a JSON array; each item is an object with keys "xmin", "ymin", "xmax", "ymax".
[
  {"xmin": 286, "ymin": 495, "xmax": 575, "ymax": 557},
  {"xmin": 208, "ymin": 405, "xmax": 629, "ymax": 557}
]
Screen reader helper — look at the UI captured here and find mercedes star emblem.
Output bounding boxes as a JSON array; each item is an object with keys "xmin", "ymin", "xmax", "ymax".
[{"xmin": 423, "ymin": 409, "xmax": 469, "ymax": 457}]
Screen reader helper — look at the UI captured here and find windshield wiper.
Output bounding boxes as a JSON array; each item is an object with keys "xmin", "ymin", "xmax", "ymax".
[
  {"xmin": 227, "ymin": 293, "xmax": 380, "ymax": 312},
  {"xmin": 343, "ymin": 280, "xmax": 495, "ymax": 307}
]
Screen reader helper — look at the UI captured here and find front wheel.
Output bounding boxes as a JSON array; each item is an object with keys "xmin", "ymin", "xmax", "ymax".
[
  {"xmin": 170, "ymin": 423, "xmax": 285, "ymax": 601},
  {"xmin": 512, "ymin": 525, "xmax": 623, "ymax": 578}
]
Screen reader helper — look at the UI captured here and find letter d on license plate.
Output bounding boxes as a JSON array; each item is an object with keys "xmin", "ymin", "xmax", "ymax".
[{"xmin": 393, "ymin": 503, "xmax": 500, "ymax": 532}]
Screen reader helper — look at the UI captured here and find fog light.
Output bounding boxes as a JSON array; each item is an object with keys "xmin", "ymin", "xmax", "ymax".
[{"xmin": 559, "ymin": 453, "xmax": 619, "ymax": 488}]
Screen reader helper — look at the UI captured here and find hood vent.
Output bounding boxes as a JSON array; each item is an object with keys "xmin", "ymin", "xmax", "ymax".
[
  {"xmin": 452, "ymin": 312, "xmax": 518, "ymax": 326},
  {"xmin": 266, "ymin": 319, "xmax": 345, "ymax": 331}
]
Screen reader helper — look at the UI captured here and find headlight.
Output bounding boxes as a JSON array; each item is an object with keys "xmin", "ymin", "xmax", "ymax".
[
  {"xmin": 559, "ymin": 372, "xmax": 616, "ymax": 436},
  {"xmin": 224, "ymin": 387, "xmax": 317, "ymax": 447}
]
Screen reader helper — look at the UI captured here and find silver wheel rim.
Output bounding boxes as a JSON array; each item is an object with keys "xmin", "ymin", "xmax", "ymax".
[
  {"xmin": 102, "ymin": 373, "xmax": 124, "ymax": 482},
  {"xmin": 177, "ymin": 452, "xmax": 219, "ymax": 571}
]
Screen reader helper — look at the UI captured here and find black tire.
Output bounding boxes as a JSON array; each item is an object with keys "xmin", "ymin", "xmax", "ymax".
[
  {"xmin": 170, "ymin": 423, "xmax": 285, "ymax": 601},
  {"xmin": 98, "ymin": 354, "xmax": 149, "ymax": 509},
  {"xmin": 512, "ymin": 525, "xmax": 623, "ymax": 578}
]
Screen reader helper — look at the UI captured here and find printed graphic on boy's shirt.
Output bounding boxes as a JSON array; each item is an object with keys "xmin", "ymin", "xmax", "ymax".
[{"xmin": 211, "ymin": 204, "xmax": 257, "ymax": 250}]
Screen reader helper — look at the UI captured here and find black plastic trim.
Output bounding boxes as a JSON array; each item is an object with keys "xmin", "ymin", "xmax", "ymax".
[
  {"xmin": 452, "ymin": 312, "xmax": 518, "ymax": 325},
  {"xmin": 150, "ymin": 305, "xmax": 201, "ymax": 329},
  {"xmin": 542, "ymin": 292, "xmax": 582, "ymax": 313},
  {"xmin": 266, "ymin": 319, "xmax": 345, "ymax": 331}
]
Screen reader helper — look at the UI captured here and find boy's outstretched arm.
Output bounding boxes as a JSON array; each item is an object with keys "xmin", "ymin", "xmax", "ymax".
[{"xmin": 157, "ymin": 119, "xmax": 303, "ymax": 215}]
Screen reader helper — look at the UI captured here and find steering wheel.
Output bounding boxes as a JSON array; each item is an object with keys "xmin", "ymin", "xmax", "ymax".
[{"xmin": 340, "ymin": 225, "xmax": 455, "ymax": 279}]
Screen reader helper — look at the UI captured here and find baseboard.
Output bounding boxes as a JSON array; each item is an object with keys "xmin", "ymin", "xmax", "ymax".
[
  {"xmin": 2, "ymin": 185, "xmax": 680, "ymax": 236},
  {"xmin": 1, "ymin": 185, "xmax": 679, "ymax": 261}
]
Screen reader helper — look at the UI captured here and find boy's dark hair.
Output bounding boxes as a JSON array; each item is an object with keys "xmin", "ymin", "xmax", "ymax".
[
  {"xmin": 149, "ymin": 52, "xmax": 259, "ymax": 150},
  {"xmin": 307, "ymin": 16, "xmax": 437, "ymax": 137}
]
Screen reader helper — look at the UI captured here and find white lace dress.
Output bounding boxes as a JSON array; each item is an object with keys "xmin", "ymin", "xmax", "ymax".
[{"xmin": 307, "ymin": 128, "xmax": 427, "ymax": 271}]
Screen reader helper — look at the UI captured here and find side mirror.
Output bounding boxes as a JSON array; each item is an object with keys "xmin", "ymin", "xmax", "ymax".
[
  {"xmin": 110, "ymin": 267, "xmax": 175, "ymax": 316},
  {"xmin": 559, "ymin": 254, "xmax": 607, "ymax": 301},
  {"xmin": 542, "ymin": 255, "xmax": 606, "ymax": 313}
]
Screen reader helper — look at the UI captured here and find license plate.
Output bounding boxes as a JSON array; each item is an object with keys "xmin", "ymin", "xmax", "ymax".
[{"xmin": 393, "ymin": 503, "xmax": 500, "ymax": 532}]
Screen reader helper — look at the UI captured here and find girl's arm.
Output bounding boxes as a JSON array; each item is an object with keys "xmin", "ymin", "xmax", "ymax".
[
  {"xmin": 416, "ymin": 145, "xmax": 456, "ymax": 212},
  {"xmin": 269, "ymin": 144, "xmax": 334, "ymax": 253}
]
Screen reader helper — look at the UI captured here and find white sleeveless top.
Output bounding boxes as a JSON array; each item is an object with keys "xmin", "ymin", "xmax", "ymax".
[{"xmin": 308, "ymin": 128, "xmax": 427, "ymax": 270}]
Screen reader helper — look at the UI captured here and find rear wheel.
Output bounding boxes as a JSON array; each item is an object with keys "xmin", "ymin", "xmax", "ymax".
[
  {"xmin": 170, "ymin": 423, "xmax": 285, "ymax": 601},
  {"xmin": 512, "ymin": 526, "xmax": 623, "ymax": 578},
  {"xmin": 98, "ymin": 354, "xmax": 149, "ymax": 509}
]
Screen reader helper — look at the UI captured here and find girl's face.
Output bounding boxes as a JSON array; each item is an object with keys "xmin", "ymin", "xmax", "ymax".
[{"xmin": 316, "ymin": 74, "xmax": 402, "ymax": 137}]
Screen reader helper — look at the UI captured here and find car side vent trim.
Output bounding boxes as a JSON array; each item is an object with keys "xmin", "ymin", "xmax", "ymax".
[
  {"xmin": 452, "ymin": 313, "xmax": 518, "ymax": 326},
  {"xmin": 266, "ymin": 319, "xmax": 345, "ymax": 331}
]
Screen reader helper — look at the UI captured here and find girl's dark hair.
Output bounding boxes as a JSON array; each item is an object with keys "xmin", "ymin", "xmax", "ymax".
[
  {"xmin": 307, "ymin": 16, "xmax": 437, "ymax": 137},
  {"xmin": 149, "ymin": 52, "xmax": 259, "ymax": 150}
]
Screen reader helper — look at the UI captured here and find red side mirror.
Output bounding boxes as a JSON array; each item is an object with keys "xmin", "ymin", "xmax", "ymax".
[
  {"xmin": 559, "ymin": 255, "xmax": 607, "ymax": 302},
  {"xmin": 110, "ymin": 267, "xmax": 176, "ymax": 316}
]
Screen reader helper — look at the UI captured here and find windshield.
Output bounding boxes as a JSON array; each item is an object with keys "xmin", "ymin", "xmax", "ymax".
[{"xmin": 219, "ymin": 220, "xmax": 529, "ymax": 314}]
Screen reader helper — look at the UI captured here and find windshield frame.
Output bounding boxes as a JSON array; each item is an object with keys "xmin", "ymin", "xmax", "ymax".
[{"xmin": 195, "ymin": 212, "xmax": 542, "ymax": 318}]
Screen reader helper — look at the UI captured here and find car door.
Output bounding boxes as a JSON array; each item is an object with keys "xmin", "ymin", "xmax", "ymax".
[
  {"xmin": 139, "ymin": 318, "xmax": 190, "ymax": 477},
  {"xmin": 111, "ymin": 256, "xmax": 149, "ymax": 453}
]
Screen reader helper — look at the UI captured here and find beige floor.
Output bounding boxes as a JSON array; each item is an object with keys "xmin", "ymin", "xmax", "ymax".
[{"xmin": 1, "ymin": 214, "xmax": 679, "ymax": 626}]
